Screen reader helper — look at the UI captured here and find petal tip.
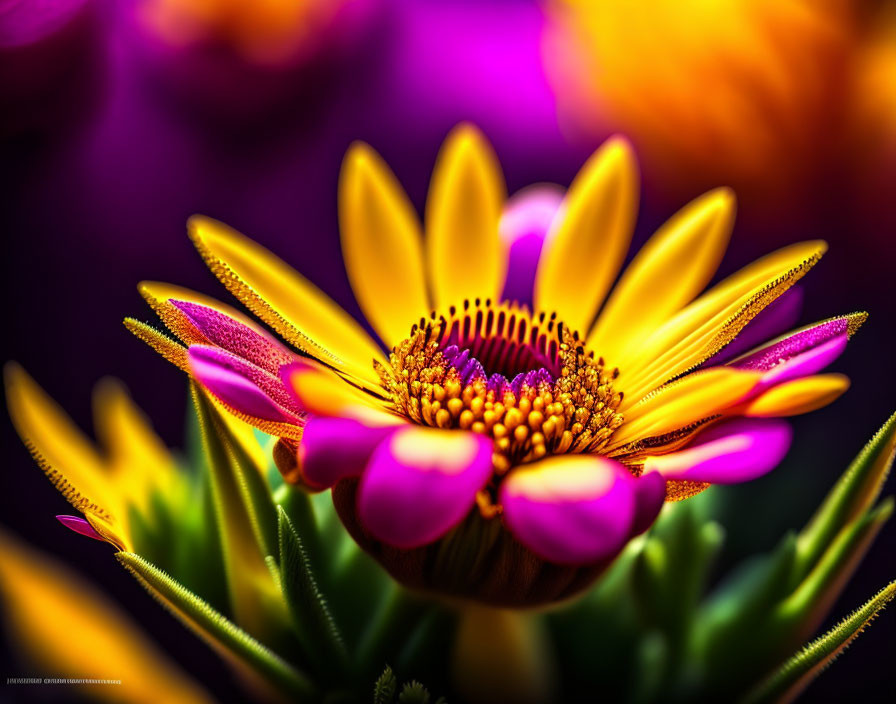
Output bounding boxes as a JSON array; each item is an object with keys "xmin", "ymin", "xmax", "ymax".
[
  {"xmin": 343, "ymin": 140, "xmax": 377, "ymax": 172},
  {"xmin": 846, "ymin": 311, "xmax": 869, "ymax": 338},
  {"xmin": 56, "ymin": 515, "xmax": 105, "ymax": 542},
  {"xmin": 602, "ymin": 134, "xmax": 636, "ymax": 161}
]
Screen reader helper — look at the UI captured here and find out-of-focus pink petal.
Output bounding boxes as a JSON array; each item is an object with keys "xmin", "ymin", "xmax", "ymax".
[
  {"xmin": 299, "ymin": 417, "xmax": 394, "ymax": 490},
  {"xmin": 56, "ymin": 515, "xmax": 105, "ymax": 542},
  {"xmin": 357, "ymin": 428, "xmax": 493, "ymax": 548},
  {"xmin": 707, "ymin": 286, "xmax": 804, "ymax": 365},
  {"xmin": 631, "ymin": 470, "xmax": 666, "ymax": 536},
  {"xmin": 643, "ymin": 418, "xmax": 792, "ymax": 484},
  {"xmin": 499, "ymin": 455, "xmax": 636, "ymax": 565},
  {"xmin": 499, "ymin": 185, "xmax": 565, "ymax": 306},
  {"xmin": 170, "ymin": 300, "xmax": 294, "ymax": 374},
  {"xmin": 188, "ymin": 345, "xmax": 301, "ymax": 424}
]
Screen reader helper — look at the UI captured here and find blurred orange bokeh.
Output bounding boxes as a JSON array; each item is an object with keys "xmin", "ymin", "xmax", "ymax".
[
  {"xmin": 544, "ymin": 0, "xmax": 894, "ymax": 211},
  {"xmin": 138, "ymin": 0, "xmax": 345, "ymax": 63}
]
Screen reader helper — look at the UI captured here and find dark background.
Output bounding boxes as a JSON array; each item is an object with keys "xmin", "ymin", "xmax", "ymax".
[{"xmin": 1, "ymin": 1, "xmax": 893, "ymax": 702}]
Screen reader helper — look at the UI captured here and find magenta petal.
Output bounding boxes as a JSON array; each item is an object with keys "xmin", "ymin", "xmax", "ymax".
[
  {"xmin": 758, "ymin": 335, "xmax": 847, "ymax": 389},
  {"xmin": 188, "ymin": 345, "xmax": 302, "ymax": 423},
  {"xmin": 299, "ymin": 417, "xmax": 394, "ymax": 489},
  {"xmin": 499, "ymin": 185, "xmax": 565, "ymax": 306},
  {"xmin": 56, "ymin": 515, "xmax": 105, "ymax": 542},
  {"xmin": 731, "ymin": 317, "xmax": 848, "ymax": 372},
  {"xmin": 707, "ymin": 287, "xmax": 804, "ymax": 365},
  {"xmin": 630, "ymin": 471, "xmax": 666, "ymax": 537},
  {"xmin": 500, "ymin": 456, "xmax": 636, "ymax": 565},
  {"xmin": 170, "ymin": 300, "xmax": 294, "ymax": 375},
  {"xmin": 644, "ymin": 419, "xmax": 792, "ymax": 484},
  {"xmin": 357, "ymin": 428, "xmax": 493, "ymax": 549}
]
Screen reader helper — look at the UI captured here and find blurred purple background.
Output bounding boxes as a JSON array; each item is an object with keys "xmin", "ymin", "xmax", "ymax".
[{"xmin": 1, "ymin": 1, "xmax": 893, "ymax": 701}]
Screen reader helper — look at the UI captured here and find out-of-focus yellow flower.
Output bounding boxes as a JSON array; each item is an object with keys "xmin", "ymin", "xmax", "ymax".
[
  {"xmin": 544, "ymin": 0, "xmax": 858, "ymax": 203},
  {"xmin": 138, "ymin": 0, "xmax": 346, "ymax": 64},
  {"xmin": 0, "ymin": 530, "xmax": 211, "ymax": 704},
  {"xmin": 4, "ymin": 364, "xmax": 185, "ymax": 551},
  {"xmin": 5, "ymin": 362, "xmax": 288, "ymax": 641}
]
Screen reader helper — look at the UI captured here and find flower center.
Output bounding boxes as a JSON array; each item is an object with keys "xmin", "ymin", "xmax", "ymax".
[{"xmin": 376, "ymin": 298, "xmax": 625, "ymax": 479}]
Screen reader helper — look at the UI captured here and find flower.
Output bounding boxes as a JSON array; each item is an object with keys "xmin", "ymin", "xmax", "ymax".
[
  {"xmin": 130, "ymin": 125, "xmax": 864, "ymax": 606},
  {"xmin": 4, "ymin": 363, "xmax": 186, "ymax": 552},
  {"xmin": 0, "ymin": 529, "xmax": 211, "ymax": 704},
  {"xmin": 542, "ymin": 0, "xmax": 857, "ymax": 205}
]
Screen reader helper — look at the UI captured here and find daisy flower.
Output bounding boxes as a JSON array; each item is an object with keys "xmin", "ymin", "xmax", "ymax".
[{"xmin": 129, "ymin": 125, "xmax": 864, "ymax": 606}]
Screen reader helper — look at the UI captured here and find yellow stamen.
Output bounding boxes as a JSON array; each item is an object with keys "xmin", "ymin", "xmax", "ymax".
[{"xmin": 376, "ymin": 299, "xmax": 624, "ymax": 471}]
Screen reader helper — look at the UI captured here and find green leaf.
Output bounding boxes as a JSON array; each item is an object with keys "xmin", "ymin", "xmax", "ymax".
[
  {"xmin": 631, "ymin": 631, "xmax": 667, "ymax": 704},
  {"xmin": 398, "ymin": 681, "xmax": 431, "ymax": 704},
  {"xmin": 693, "ymin": 534, "xmax": 797, "ymax": 686},
  {"xmin": 776, "ymin": 498, "xmax": 893, "ymax": 641},
  {"xmin": 795, "ymin": 411, "xmax": 896, "ymax": 578},
  {"xmin": 193, "ymin": 385, "xmax": 279, "ymax": 560},
  {"xmin": 395, "ymin": 608, "xmax": 456, "ymax": 674},
  {"xmin": 700, "ymin": 533, "xmax": 797, "ymax": 630},
  {"xmin": 169, "ymin": 466, "xmax": 229, "ymax": 614},
  {"xmin": 277, "ymin": 506, "xmax": 348, "ymax": 675},
  {"xmin": 632, "ymin": 500, "xmax": 724, "ymax": 641},
  {"xmin": 628, "ymin": 501, "xmax": 724, "ymax": 699},
  {"xmin": 225, "ymin": 423, "xmax": 280, "ymax": 560},
  {"xmin": 191, "ymin": 384, "xmax": 287, "ymax": 637},
  {"xmin": 273, "ymin": 483, "xmax": 324, "ymax": 575},
  {"xmin": 325, "ymin": 540, "xmax": 393, "ymax": 650},
  {"xmin": 374, "ymin": 665, "xmax": 398, "ymax": 704},
  {"xmin": 742, "ymin": 580, "xmax": 896, "ymax": 704},
  {"xmin": 116, "ymin": 551, "xmax": 315, "ymax": 700},
  {"xmin": 355, "ymin": 586, "xmax": 430, "ymax": 678}
]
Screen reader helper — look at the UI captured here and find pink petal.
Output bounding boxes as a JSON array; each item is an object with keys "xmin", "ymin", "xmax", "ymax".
[
  {"xmin": 357, "ymin": 428, "xmax": 493, "ymax": 549},
  {"xmin": 499, "ymin": 185, "xmax": 565, "ymax": 306},
  {"xmin": 631, "ymin": 470, "xmax": 666, "ymax": 536},
  {"xmin": 188, "ymin": 345, "xmax": 302, "ymax": 424},
  {"xmin": 730, "ymin": 317, "xmax": 850, "ymax": 392},
  {"xmin": 757, "ymin": 335, "xmax": 847, "ymax": 390},
  {"xmin": 643, "ymin": 418, "xmax": 792, "ymax": 484},
  {"xmin": 170, "ymin": 300, "xmax": 295, "ymax": 375},
  {"xmin": 299, "ymin": 417, "xmax": 394, "ymax": 489},
  {"xmin": 56, "ymin": 515, "xmax": 105, "ymax": 542},
  {"xmin": 499, "ymin": 456, "xmax": 637, "ymax": 565}
]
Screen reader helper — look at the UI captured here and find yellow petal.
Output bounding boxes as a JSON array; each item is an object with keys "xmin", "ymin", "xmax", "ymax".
[
  {"xmin": 609, "ymin": 368, "xmax": 760, "ymax": 450},
  {"xmin": 736, "ymin": 374, "xmax": 850, "ymax": 417},
  {"xmin": 533, "ymin": 137, "xmax": 638, "ymax": 336},
  {"xmin": 4, "ymin": 363, "xmax": 129, "ymax": 549},
  {"xmin": 284, "ymin": 362, "xmax": 402, "ymax": 426},
  {"xmin": 217, "ymin": 399, "xmax": 276, "ymax": 475},
  {"xmin": 589, "ymin": 187, "xmax": 735, "ymax": 365},
  {"xmin": 340, "ymin": 142, "xmax": 431, "ymax": 347},
  {"xmin": 124, "ymin": 318, "xmax": 189, "ymax": 371},
  {"xmin": 620, "ymin": 240, "xmax": 826, "ymax": 399},
  {"xmin": 425, "ymin": 124, "xmax": 507, "ymax": 308},
  {"xmin": 0, "ymin": 531, "xmax": 211, "ymax": 704},
  {"xmin": 93, "ymin": 378, "xmax": 179, "ymax": 511},
  {"xmin": 188, "ymin": 216, "xmax": 386, "ymax": 387}
]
